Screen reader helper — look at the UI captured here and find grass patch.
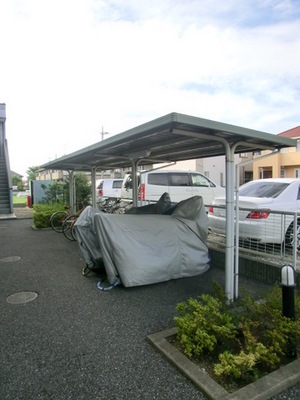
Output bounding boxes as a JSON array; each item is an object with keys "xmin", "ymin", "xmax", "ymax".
[{"xmin": 13, "ymin": 195, "xmax": 27, "ymax": 205}]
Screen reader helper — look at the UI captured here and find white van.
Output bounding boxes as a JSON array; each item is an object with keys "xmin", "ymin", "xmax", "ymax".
[
  {"xmin": 96, "ymin": 179, "xmax": 123, "ymax": 201},
  {"xmin": 121, "ymin": 170, "xmax": 225, "ymax": 206}
]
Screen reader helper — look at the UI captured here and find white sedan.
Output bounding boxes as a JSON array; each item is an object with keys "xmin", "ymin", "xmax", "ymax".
[{"xmin": 208, "ymin": 178, "xmax": 300, "ymax": 248}]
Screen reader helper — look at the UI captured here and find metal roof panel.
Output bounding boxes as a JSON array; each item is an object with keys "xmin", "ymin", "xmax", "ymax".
[{"xmin": 40, "ymin": 112, "xmax": 296, "ymax": 172}]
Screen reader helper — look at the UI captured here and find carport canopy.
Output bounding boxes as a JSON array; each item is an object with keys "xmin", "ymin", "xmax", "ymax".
[{"xmin": 41, "ymin": 112, "xmax": 296, "ymax": 299}]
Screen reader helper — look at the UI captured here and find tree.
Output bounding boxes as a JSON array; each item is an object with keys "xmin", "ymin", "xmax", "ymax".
[
  {"xmin": 27, "ymin": 166, "xmax": 40, "ymax": 181},
  {"xmin": 41, "ymin": 181, "xmax": 66, "ymax": 203},
  {"xmin": 64, "ymin": 172, "xmax": 92, "ymax": 206},
  {"xmin": 12, "ymin": 175, "xmax": 23, "ymax": 191}
]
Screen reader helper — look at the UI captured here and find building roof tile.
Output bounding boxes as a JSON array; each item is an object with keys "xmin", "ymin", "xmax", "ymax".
[{"xmin": 278, "ymin": 125, "xmax": 300, "ymax": 138}]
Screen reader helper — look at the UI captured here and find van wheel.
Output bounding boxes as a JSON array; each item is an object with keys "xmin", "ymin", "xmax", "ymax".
[{"xmin": 285, "ymin": 219, "xmax": 300, "ymax": 249}]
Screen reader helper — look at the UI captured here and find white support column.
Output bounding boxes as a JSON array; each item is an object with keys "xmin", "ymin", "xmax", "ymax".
[
  {"xmin": 233, "ymin": 148, "xmax": 280, "ymax": 299},
  {"xmin": 91, "ymin": 167, "xmax": 97, "ymax": 207},
  {"xmin": 225, "ymin": 146, "xmax": 235, "ymax": 300},
  {"xmin": 68, "ymin": 171, "xmax": 75, "ymax": 213},
  {"xmin": 171, "ymin": 128, "xmax": 236, "ymax": 300},
  {"xmin": 131, "ymin": 159, "xmax": 138, "ymax": 207}
]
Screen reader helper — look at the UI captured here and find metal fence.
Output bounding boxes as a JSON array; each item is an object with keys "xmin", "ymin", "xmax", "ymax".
[{"xmin": 207, "ymin": 206, "xmax": 300, "ymax": 270}]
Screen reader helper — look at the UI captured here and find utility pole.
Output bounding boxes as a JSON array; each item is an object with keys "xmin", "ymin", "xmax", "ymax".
[{"xmin": 100, "ymin": 126, "xmax": 109, "ymax": 141}]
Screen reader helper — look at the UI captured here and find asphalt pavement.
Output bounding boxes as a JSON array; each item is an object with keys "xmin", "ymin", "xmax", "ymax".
[{"xmin": 1, "ymin": 213, "xmax": 299, "ymax": 400}]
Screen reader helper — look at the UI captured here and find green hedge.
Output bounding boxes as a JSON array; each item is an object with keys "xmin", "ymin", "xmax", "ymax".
[
  {"xmin": 33, "ymin": 203, "xmax": 68, "ymax": 229},
  {"xmin": 175, "ymin": 283, "xmax": 300, "ymax": 386}
]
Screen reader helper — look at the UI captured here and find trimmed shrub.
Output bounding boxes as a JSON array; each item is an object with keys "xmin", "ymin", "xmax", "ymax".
[
  {"xmin": 33, "ymin": 203, "xmax": 67, "ymax": 229},
  {"xmin": 174, "ymin": 283, "xmax": 300, "ymax": 384}
]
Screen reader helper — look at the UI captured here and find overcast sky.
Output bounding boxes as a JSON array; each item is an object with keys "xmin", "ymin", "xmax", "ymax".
[{"xmin": 1, "ymin": 0, "xmax": 299, "ymax": 177}]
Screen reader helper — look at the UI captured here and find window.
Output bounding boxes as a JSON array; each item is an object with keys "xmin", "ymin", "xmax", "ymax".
[
  {"xmin": 239, "ymin": 182, "xmax": 289, "ymax": 198},
  {"xmin": 280, "ymin": 168, "xmax": 286, "ymax": 178},
  {"xmin": 169, "ymin": 173, "xmax": 190, "ymax": 186},
  {"xmin": 148, "ymin": 173, "xmax": 169, "ymax": 186},
  {"xmin": 191, "ymin": 173, "xmax": 213, "ymax": 187},
  {"xmin": 297, "ymin": 186, "xmax": 300, "ymax": 200},
  {"xmin": 220, "ymin": 172, "xmax": 224, "ymax": 187},
  {"xmin": 244, "ymin": 171, "xmax": 253, "ymax": 183},
  {"xmin": 259, "ymin": 168, "xmax": 272, "ymax": 179},
  {"xmin": 124, "ymin": 175, "xmax": 133, "ymax": 189},
  {"xmin": 113, "ymin": 180, "xmax": 122, "ymax": 188},
  {"xmin": 295, "ymin": 169, "xmax": 300, "ymax": 178},
  {"xmin": 124, "ymin": 174, "xmax": 141, "ymax": 189}
]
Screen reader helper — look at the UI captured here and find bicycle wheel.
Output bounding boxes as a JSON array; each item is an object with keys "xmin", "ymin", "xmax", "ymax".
[
  {"xmin": 50, "ymin": 211, "xmax": 68, "ymax": 233},
  {"xmin": 62, "ymin": 214, "xmax": 78, "ymax": 241}
]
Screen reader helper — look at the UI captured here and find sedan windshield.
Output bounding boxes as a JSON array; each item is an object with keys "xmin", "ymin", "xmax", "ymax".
[{"xmin": 239, "ymin": 182, "xmax": 290, "ymax": 198}]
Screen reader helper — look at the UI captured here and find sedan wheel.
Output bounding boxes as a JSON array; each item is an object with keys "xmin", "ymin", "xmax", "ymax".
[{"xmin": 285, "ymin": 220, "xmax": 300, "ymax": 249}]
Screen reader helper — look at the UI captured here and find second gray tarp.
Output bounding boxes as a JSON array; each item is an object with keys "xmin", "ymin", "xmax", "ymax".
[{"xmin": 74, "ymin": 195, "xmax": 210, "ymax": 287}]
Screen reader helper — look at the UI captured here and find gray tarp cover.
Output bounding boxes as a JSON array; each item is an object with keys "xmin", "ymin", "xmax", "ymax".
[{"xmin": 74, "ymin": 196, "xmax": 210, "ymax": 287}]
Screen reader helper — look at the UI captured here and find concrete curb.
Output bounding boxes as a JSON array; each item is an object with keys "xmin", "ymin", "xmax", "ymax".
[
  {"xmin": 148, "ymin": 327, "xmax": 300, "ymax": 400},
  {"xmin": 0, "ymin": 213, "xmax": 16, "ymax": 220}
]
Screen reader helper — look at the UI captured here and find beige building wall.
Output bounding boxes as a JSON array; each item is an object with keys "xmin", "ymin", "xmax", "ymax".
[
  {"xmin": 253, "ymin": 145, "xmax": 300, "ymax": 179},
  {"xmin": 36, "ymin": 170, "xmax": 67, "ymax": 181}
]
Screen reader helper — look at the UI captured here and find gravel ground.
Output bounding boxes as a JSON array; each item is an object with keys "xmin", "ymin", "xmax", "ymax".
[{"xmin": 270, "ymin": 384, "xmax": 300, "ymax": 400}]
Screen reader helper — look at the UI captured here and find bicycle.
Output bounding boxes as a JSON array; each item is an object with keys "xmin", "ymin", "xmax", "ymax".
[
  {"xmin": 98, "ymin": 197, "xmax": 133, "ymax": 214},
  {"xmin": 50, "ymin": 207, "xmax": 71, "ymax": 233},
  {"xmin": 61, "ymin": 201, "xmax": 89, "ymax": 241},
  {"xmin": 50, "ymin": 201, "xmax": 88, "ymax": 237},
  {"xmin": 62, "ymin": 199, "xmax": 126, "ymax": 241},
  {"xmin": 62, "ymin": 214, "xmax": 79, "ymax": 241}
]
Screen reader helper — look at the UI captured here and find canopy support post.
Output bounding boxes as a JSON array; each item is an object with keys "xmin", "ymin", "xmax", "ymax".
[
  {"xmin": 131, "ymin": 159, "xmax": 139, "ymax": 207},
  {"xmin": 91, "ymin": 167, "xmax": 97, "ymax": 207},
  {"xmin": 225, "ymin": 145, "xmax": 236, "ymax": 301},
  {"xmin": 68, "ymin": 171, "xmax": 75, "ymax": 213}
]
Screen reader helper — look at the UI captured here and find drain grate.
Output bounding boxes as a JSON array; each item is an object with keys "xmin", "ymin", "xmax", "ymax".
[
  {"xmin": 6, "ymin": 291, "xmax": 38, "ymax": 304},
  {"xmin": 0, "ymin": 256, "xmax": 21, "ymax": 262}
]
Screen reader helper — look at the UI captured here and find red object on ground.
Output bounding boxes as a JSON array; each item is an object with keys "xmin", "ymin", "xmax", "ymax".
[{"xmin": 26, "ymin": 195, "xmax": 31, "ymax": 208}]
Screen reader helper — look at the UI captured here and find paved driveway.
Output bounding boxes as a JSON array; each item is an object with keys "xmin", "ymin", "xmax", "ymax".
[{"xmin": 1, "ymin": 218, "xmax": 299, "ymax": 399}]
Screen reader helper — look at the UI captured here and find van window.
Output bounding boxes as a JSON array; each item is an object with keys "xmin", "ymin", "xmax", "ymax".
[
  {"xmin": 148, "ymin": 173, "xmax": 169, "ymax": 186},
  {"xmin": 113, "ymin": 180, "xmax": 122, "ymax": 189},
  {"xmin": 191, "ymin": 173, "xmax": 213, "ymax": 187},
  {"xmin": 169, "ymin": 173, "xmax": 190, "ymax": 186},
  {"xmin": 124, "ymin": 174, "xmax": 141, "ymax": 189},
  {"xmin": 124, "ymin": 175, "xmax": 132, "ymax": 189}
]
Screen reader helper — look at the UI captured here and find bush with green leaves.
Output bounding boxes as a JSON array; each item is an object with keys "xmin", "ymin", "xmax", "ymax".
[
  {"xmin": 175, "ymin": 294, "xmax": 237, "ymax": 358},
  {"xmin": 33, "ymin": 203, "xmax": 67, "ymax": 228},
  {"xmin": 174, "ymin": 283, "xmax": 300, "ymax": 384},
  {"xmin": 41, "ymin": 181, "xmax": 66, "ymax": 203}
]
